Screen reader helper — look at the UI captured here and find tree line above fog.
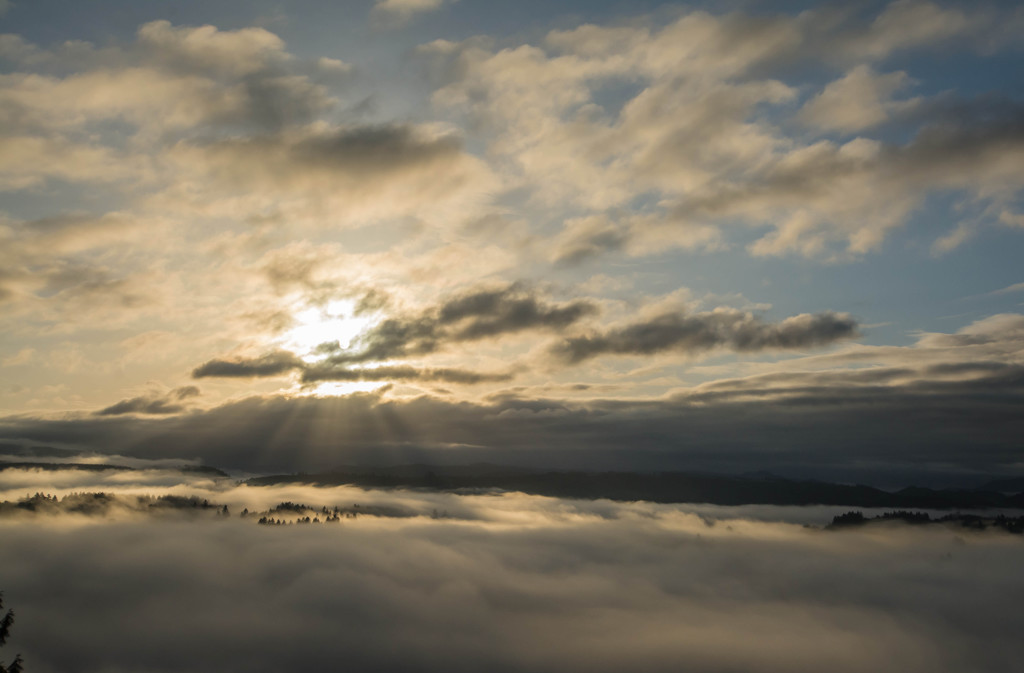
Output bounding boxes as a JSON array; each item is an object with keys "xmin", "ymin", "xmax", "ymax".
[
  {"xmin": 3, "ymin": 490, "xmax": 1023, "ymax": 535},
  {"xmin": 0, "ymin": 492, "xmax": 411, "ymax": 523}
]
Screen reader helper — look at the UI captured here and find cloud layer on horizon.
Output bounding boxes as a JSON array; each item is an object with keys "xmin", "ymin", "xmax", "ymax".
[{"xmin": 2, "ymin": 314, "xmax": 1021, "ymax": 484}]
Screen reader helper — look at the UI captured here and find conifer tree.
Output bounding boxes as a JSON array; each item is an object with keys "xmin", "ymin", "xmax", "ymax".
[{"xmin": 0, "ymin": 592, "xmax": 23, "ymax": 673}]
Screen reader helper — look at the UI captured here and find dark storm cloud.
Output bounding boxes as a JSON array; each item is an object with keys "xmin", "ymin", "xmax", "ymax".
[
  {"xmin": 96, "ymin": 386, "xmax": 201, "ymax": 416},
  {"xmin": 1, "ymin": 489, "xmax": 1022, "ymax": 673},
  {"xmin": 550, "ymin": 310, "xmax": 859, "ymax": 364},
  {"xmin": 191, "ymin": 350, "xmax": 303, "ymax": 378}
]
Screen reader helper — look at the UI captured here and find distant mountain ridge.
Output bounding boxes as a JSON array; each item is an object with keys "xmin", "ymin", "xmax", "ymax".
[
  {"xmin": 0, "ymin": 461, "xmax": 229, "ymax": 478},
  {"xmin": 246, "ymin": 465, "xmax": 1024, "ymax": 510}
]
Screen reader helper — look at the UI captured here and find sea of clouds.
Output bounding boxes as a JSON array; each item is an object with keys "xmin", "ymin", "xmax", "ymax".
[{"xmin": 1, "ymin": 464, "xmax": 1022, "ymax": 673}]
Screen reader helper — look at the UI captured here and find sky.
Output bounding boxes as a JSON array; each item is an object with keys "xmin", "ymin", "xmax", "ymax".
[{"xmin": 0, "ymin": 0, "xmax": 1023, "ymax": 483}]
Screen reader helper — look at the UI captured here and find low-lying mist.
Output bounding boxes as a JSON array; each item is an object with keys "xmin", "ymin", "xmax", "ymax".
[{"xmin": 1, "ymin": 466, "xmax": 1022, "ymax": 673}]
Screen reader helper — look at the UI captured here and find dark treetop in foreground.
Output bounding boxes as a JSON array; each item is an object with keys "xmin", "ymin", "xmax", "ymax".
[{"xmin": 0, "ymin": 593, "xmax": 23, "ymax": 673}]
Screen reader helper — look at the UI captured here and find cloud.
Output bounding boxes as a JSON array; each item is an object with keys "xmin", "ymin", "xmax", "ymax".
[
  {"xmin": 3, "ymin": 312, "xmax": 1020, "ymax": 481},
  {"xmin": 189, "ymin": 284, "xmax": 596, "ymax": 385},
  {"xmin": 135, "ymin": 20, "xmax": 290, "ymax": 78},
  {"xmin": 1, "ymin": 348, "xmax": 34, "ymax": 367},
  {"xmin": 550, "ymin": 213, "xmax": 724, "ymax": 265},
  {"xmin": 321, "ymin": 284, "xmax": 597, "ymax": 364},
  {"xmin": 372, "ymin": 0, "xmax": 452, "ymax": 25},
  {"xmin": 2, "ymin": 310, "xmax": 1021, "ymax": 481},
  {"xmin": 550, "ymin": 310, "xmax": 860, "ymax": 364},
  {"xmin": 191, "ymin": 349, "xmax": 515, "ymax": 386},
  {"xmin": 0, "ymin": 135, "xmax": 146, "ymax": 190},
  {"xmin": 0, "ymin": 212, "xmax": 169, "ymax": 332},
  {"xmin": 426, "ymin": 2, "xmax": 1024, "ymax": 260},
  {"xmin": 0, "ymin": 21, "xmax": 338, "ymax": 137},
  {"xmin": 192, "ymin": 352, "xmax": 515, "ymax": 386},
  {"xmin": 192, "ymin": 351, "xmax": 304, "ymax": 379},
  {"xmin": 1, "ymin": 479, "xmax": 1022, "ymax": 673},
  {"xmin": 993, "ymin": 282, "xmax": 1024, "ymax": 295},
  {"xmin": 180, "ymin": 123, "xmax": 467, "ymax": 189},
  {"xmin": 160, "ymin": 122, "xmax": 496, "ymax": 226},
  {"xmin": 96, "ymin": 386, "xmax": 201, "ymax": 416},
  {"xmin": 300, "ymin": 364, "xmax": 514, "ymax": 385},
  {"xmin": 843, "ymin": 0, "xmax": 979, "ymax": 61},
  {"xmin": 800, "ymin": 65, "xmax": 916, "ymax": 133},
  {"xmin": 0, "ymin": 21, "xmax": 498, "ymax": 235}
]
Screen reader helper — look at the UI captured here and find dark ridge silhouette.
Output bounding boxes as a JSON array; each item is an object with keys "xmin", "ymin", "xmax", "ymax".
[
  {"xmin": 0, "ymin": 461, "xmax": 134, "ymax": 474},
  {"xmin": 0, "ymin": 442, "xmax": 80, "ymax": 459},
  {"xmin": 828, "ymin": 510, "xmax": 1024, "ymax": 534},
  {"xmin": 245, "ymin": 466, "xmax": 1024, "ymax": 509},
  {"xmin": 979, "ymin": 476, "xmax": 1024, "ymax": 493}
]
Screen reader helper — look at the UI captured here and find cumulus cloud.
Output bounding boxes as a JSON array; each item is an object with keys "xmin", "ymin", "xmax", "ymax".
[
  {"xmin": 135, "ymin": 20, "xmax": 290, "ymax": 78},
  {"xmin": 1, "ymin": 21, "xmax": 484, "ymax": 232},
  {"xmin": 425, "ymin": 2, "xmax": 1024, "ymax": 259},
  {"xmin": 0, "ymin": 21, "xmax": 338, "ymax": 138},
  {"xmin": 800, "ymin": 65, "xmax": 917, "ymax": 133},
  {"xmin": 550, "ymin": 310, "xmax": 860, "ymax": 364}
]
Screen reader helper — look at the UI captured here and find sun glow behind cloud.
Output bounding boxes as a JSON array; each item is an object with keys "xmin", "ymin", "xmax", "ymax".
[
  {"xmin": 308, "ymin": 380, "xmax": 388, "ymax": 397},
  {"xmin": 283, "ymin": 299, "xmax": 374, "ymax": 361},
  {"xmin": 281, "ymin": 299, "xmax": 386, "ymax": 396}
]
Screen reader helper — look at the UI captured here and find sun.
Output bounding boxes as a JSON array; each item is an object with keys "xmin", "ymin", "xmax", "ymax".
[
  {"xmin": 283, "ymin": 299, "xmax": 374, "ymax": 362},
  {"xmin": 280, "ymin": 299, "xmax": 385, "ymax": 396}
]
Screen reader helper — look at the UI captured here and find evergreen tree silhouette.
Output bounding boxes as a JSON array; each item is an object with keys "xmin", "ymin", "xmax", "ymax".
[{"xmin": 0, "ymin": 592, "xmax": 23, "ymax": 673}]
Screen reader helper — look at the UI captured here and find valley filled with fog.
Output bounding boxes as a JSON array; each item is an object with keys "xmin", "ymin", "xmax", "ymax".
[{"xmin": 2, "ymin": 463, "xmax": 1021, "ymax": 673}]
